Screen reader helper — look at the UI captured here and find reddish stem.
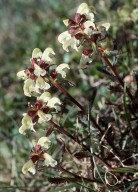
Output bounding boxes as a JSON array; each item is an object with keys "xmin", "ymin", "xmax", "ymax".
[
  {"xmin": 97, "ymin": 47, "xmax": 137, "ymax": 105},
  {"xmin": 50, "ymin": 78, "xmax": 121, "ymax": 156},
  {"xmin": 50, "ymin": 119, "xmax": 89, "ymax": 150},
  {"xmin": 51, "ymin": 78, "xmax": 103, "ymax": 133},
  {"xmin": 51, "ymin": 78, "xmax": 84, "ymax": 111}
]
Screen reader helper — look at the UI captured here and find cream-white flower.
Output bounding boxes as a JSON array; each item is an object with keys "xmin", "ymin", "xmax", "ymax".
[
  {"xmin": 19, "ymin": 125, "xmax": 28, "ymax": 135},
  {"xmin": 35, "ymin": 77, "xmax": 50, "ymax": 92},
  {"xmin": 41, "ymin": 48, "xmax": 55, "ymax": 64},
  {"xmin": 58, "ymin": 31, "xmax": 79, "ymax": 52},
  {"xmin": 37, "ymin": 137, "xmax": 51, "ymax": 149},
  {"xmin": 77, "ymin": 3, "xmax": 89, "ymax": 15},
  {"xmin": 23, "ymin": 79, "xmax": 36, "ymax": 97},
  {"xmin": 77, "ymin": 3, "xmax": 94, "ymax": 22},
  {"xmin": 19, "ymin": 113, "xmax": 34, "ymax": 135},
  {"xmin": 47, "ymin": 97, "xmax": 61, "ymax": 109},
  {"xmin": 38, "ymin": 92, "xmax": 61, "ymax": 110},
  {"xmin": 38, "ymin": 92, "xmax": 51, "ymax": 102},
  {"xmin": 32, "ymin": 48, "xmax": 42, "ymax": 59},
  {"xmin": 22, "ymin": 160, "xmax": 36, "ymax": 175},
  {"xmin": 84, "ymin": 21, "xmax": 96, "ymax": 35},
  {"xmin": 63, "ymin": 19, "xmax": 69, "ymax": 26},
  {"xmin": 23, "ymin": 75, "xmax": 50, "ymax": 97},
  {"xmin": 56, "ymin": 64, "xmax": 70, "ymax": 78},
  {"xmin": 34, "ymin": 64, "xmax": 46, "ymax": 77},
  {"xmin": 38, "ymin": 110, "xmax": 52, "ymax": 122},
  {"xmin": 17, "ymin": 70, "xmax": 27, "ymax": 80},
  {"xmin": 43, "ymin": 153, "xmax": 57, "ymax": 167}
]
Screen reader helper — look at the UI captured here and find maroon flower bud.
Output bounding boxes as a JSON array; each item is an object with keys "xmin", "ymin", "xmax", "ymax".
[
  {"xmin": 68, "ymin": 19, "xmax": 76, "ymax": 26},
  {"xmin": 82, "ymin": 48, "xmax": 93, "ymax": 56},
  {"xmin": 39, "ymin": 60, "xmax": 46, "ymax": 68},
  {"xmin": 34, "ymin": 100, "xmax": 43, "ymax": 109},
  {"xmin": 28, "ymin": 66, "xmax": 34, "ymax": 73},
  {"xmin": 31, "ymin": 155, "xmax": 39, "ymax": 163},
  {"xmin": 51, "ymin": 69, "xmax": 57, "ymax": 78},
  {"xmin": 34, "ymin": 145, "xmax": 42, "ymax": 154},
  {"xmin": 42, "ymin": 106, "xmax": 49, "ymax": 114},
  {"xmin": 28, "ymin": 110, "xmax": 36, "ymax": 117}
]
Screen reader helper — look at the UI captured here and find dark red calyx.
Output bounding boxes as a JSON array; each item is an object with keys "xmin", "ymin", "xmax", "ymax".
[
  {"xmin": 28, "ymin": 66, "xmax": 34, "ymax": 73},
  {"xmin": 32, "ymin": 115, "xmax": 39, "ymax": 123},
  {"xmin": 34, "ymin": 145, "xmax": 42, "ymax": 154},
  {"xmin": 51, "ymin": 69, "xmax": 57, "ymax": 78},
  {"xmin": 28, "ymin": 110, "xmax": 36, "ymax": 117},
  {"xmin": 39, "ymin": 60, "xmax": 46, "ymax": 68},
  {"xmin": 68, "ymin": 19, "xmax": 76, "ymax": 26},
  {"xmin": 34, "ymin": 100, "xmax": 43, "ymax": 109},
  {"xmin": 42, "ymin": 106, "xmax": 49, "ymax": 113},
  {"xmin": 75, "ymin": 33, "xmax": 83, "ymax": 40},
  {"xmin": 82, "ymin": 48, "xmax": 93, "ymax": 56},
  {"xmin": 29, "ymin": 73, "xmax": 36, "ymax": 80},
  {"xmin": 31, "ymin": 155, "xmax": 39, "ymax": 163}
]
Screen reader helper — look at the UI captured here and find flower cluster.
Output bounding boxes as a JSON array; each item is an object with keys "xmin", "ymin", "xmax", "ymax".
[
  {"xmin": 19, "ymin": 92, "xmax": 61, "ymax": 135},
  {"xmin": 58, "ymin": 3, "xmax": 110, "ymax": 68},
  {"xmin": 17, "ymin": 48, "xmax": 69, "ymax": 97},
  {"xmin": 22, "ymin": 137, "xmax": 57, "ymax": 175},
  {"xmin": 17, "ymin": 47, "xmax": 70, "ymax": 174}
]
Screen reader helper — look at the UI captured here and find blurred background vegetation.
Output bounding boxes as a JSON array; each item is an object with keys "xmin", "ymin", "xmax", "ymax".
[{"xmin": 0, "ymin": 0, "xmax": 138, "ymax": 191}]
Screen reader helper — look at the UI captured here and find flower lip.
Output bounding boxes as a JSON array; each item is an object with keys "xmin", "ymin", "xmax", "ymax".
[{"xmin": 22, "ymin": 160, "xmax": 36, "ymax": 175}]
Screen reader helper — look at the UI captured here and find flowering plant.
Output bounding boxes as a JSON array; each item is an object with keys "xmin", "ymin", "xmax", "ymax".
[{"xmin": 17, "ymin": 2, "xmax": 138, "ymax": 191}]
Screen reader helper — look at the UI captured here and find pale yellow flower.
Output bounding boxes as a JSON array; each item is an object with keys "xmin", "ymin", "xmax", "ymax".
[
  {"xmin": 56, "ymin": 64, "xmax": 70, "ymax": 78},
  {"xmin": 19, "ymin": 113, "xmax": 34, "ymax": 135},
  {"xmin": 43, "ymin": 153, "xmax": 57, "ymax": 167},
  {"xmin": 22, "ymin": 160, "xmax": 36, "ymax": 175}
]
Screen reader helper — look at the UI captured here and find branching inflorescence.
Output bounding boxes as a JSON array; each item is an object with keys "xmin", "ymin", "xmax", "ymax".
[{"xmin": 17, "ymin": 2, "xmax": 138, "ymax": 191}]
